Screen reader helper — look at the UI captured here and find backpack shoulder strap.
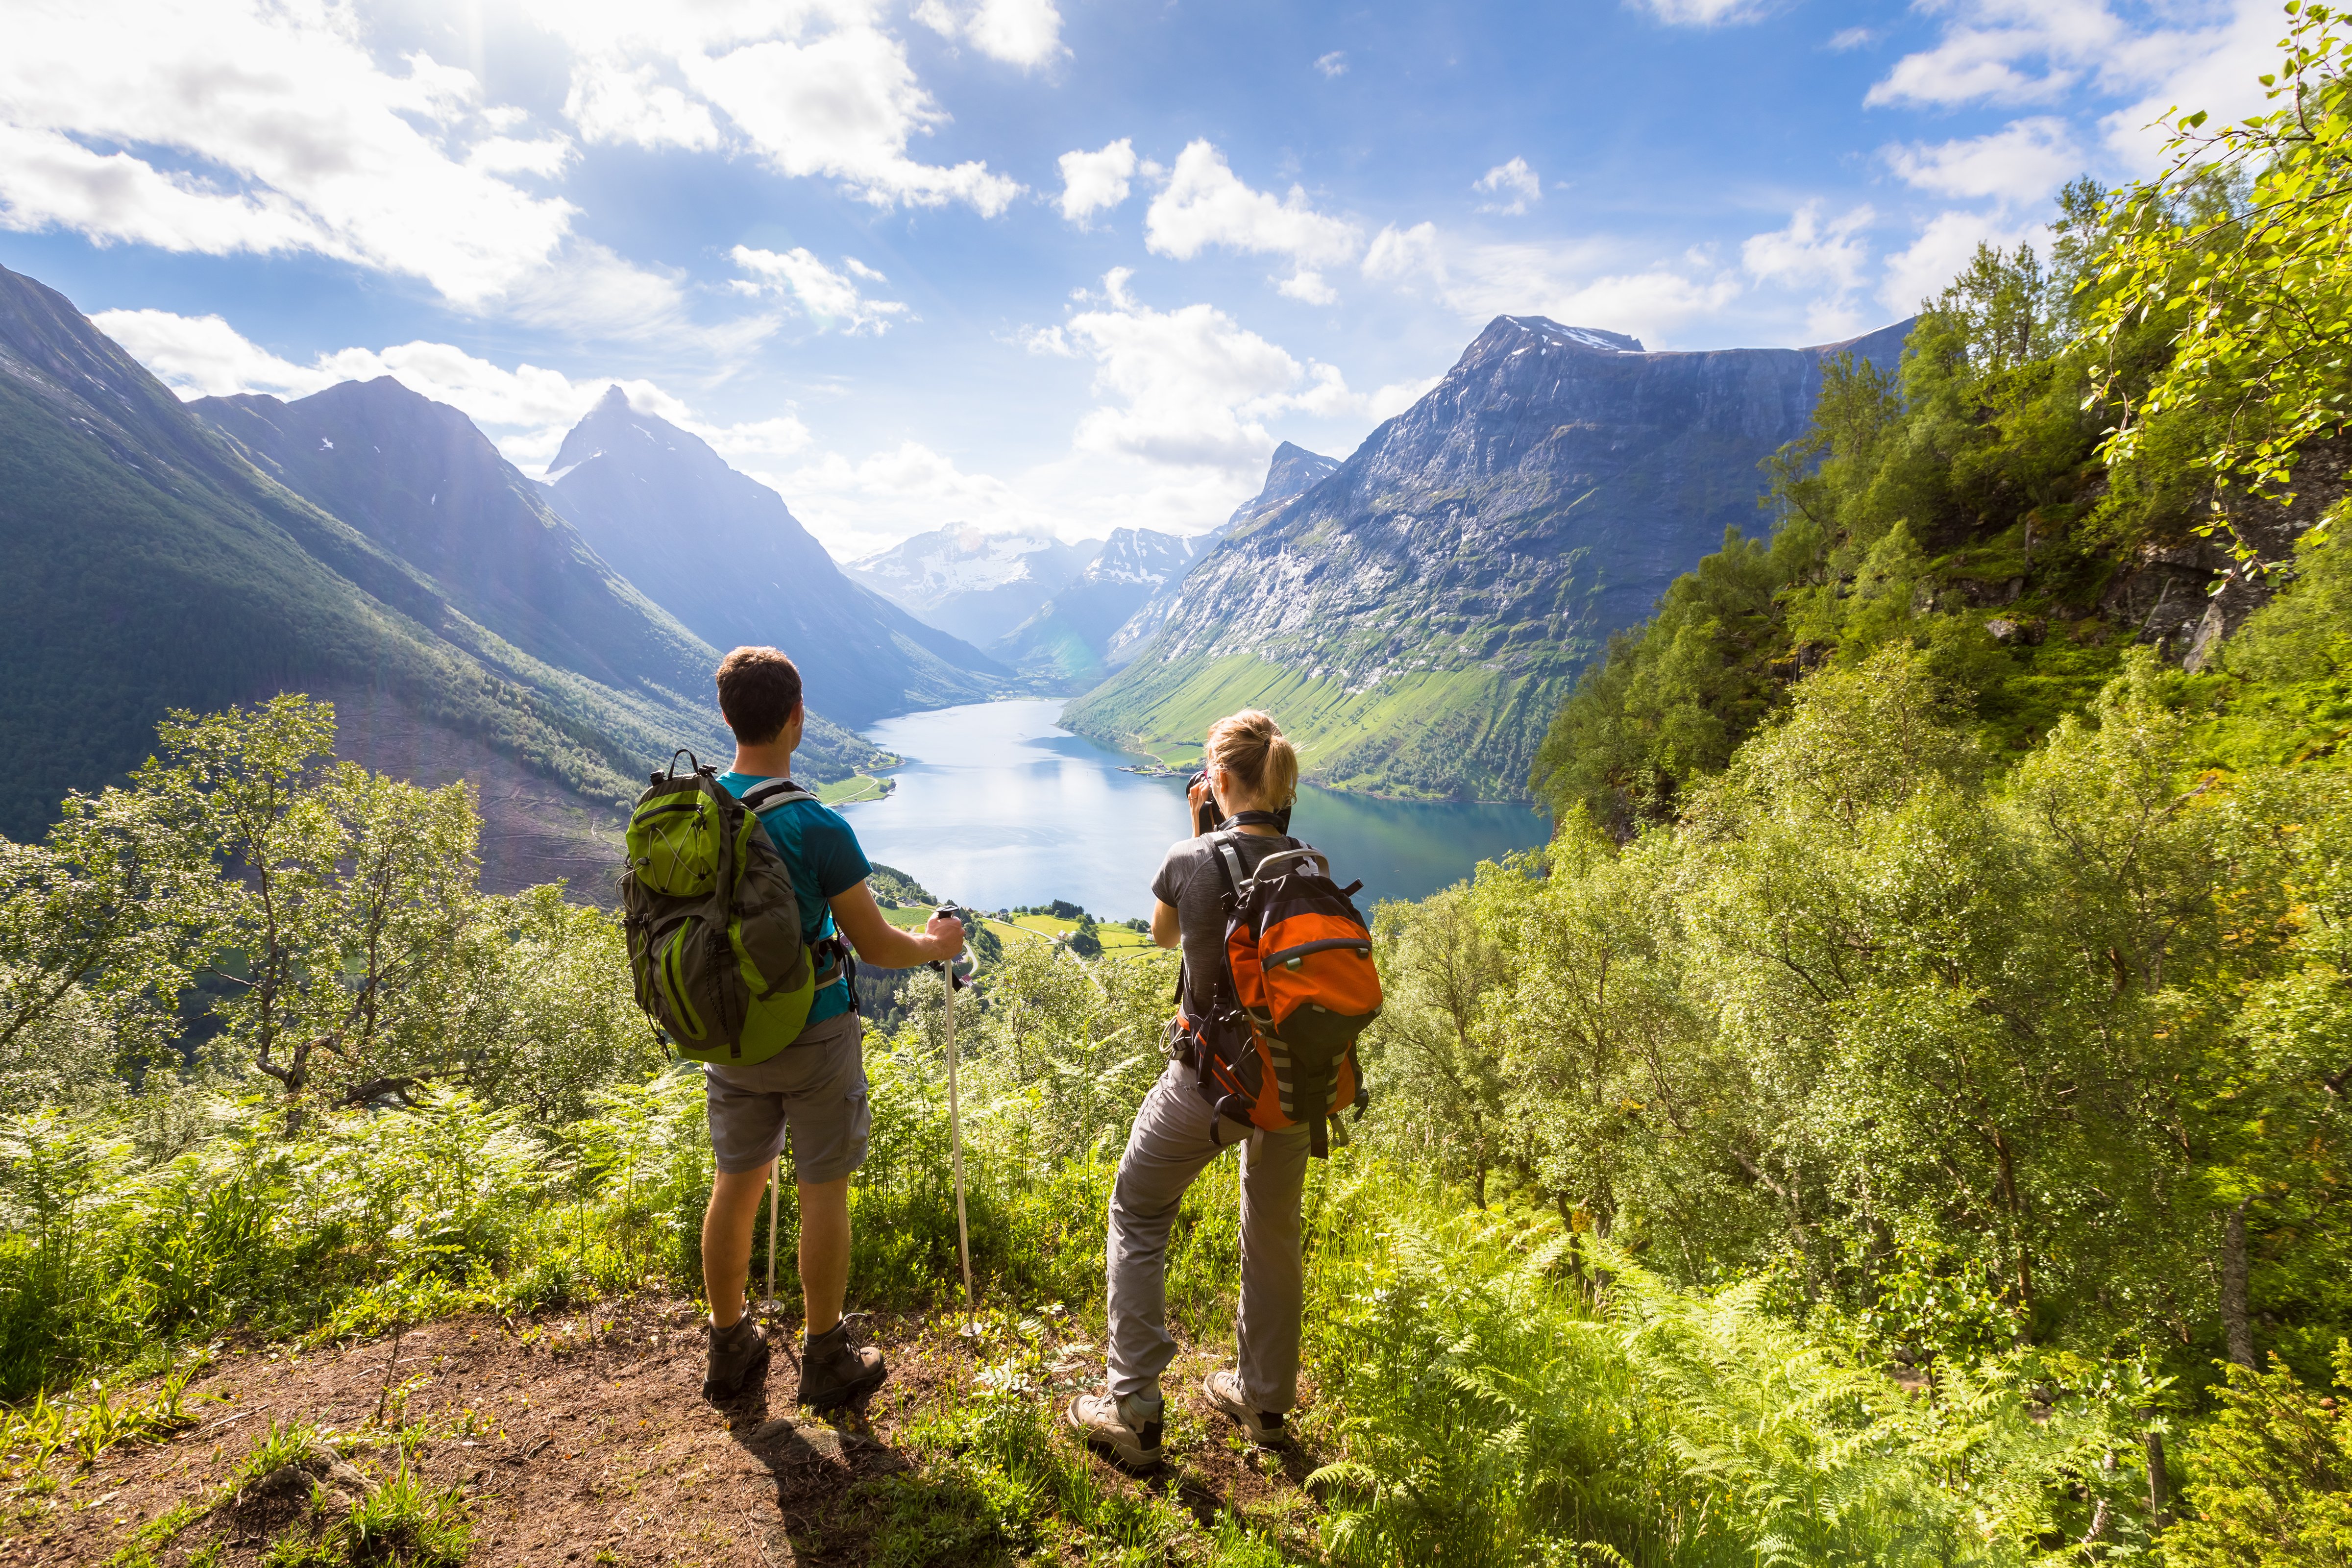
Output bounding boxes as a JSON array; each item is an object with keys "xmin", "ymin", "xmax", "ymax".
[
  {"xmin": 740, "ymin": 777, "xmax": 817, "ymax": 814},
  {"xmin": 1211, "ymin": 833, "xmax": 1254, "ymax": 903}
]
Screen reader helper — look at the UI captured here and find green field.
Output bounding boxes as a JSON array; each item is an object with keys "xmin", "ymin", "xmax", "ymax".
[
  {"xmin": 1062, "ymin": 651, "xmax": 1565, "ymax": 802},
  {"xmin": 816, "ymin": 773, "xmax": 894, "ymax": 807}
]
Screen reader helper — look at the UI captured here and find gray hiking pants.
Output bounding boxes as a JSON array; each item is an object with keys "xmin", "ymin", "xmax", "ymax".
[{"xmin": 1106, "ymin": 1061, "xmax": 1312, "ymax": 1414}]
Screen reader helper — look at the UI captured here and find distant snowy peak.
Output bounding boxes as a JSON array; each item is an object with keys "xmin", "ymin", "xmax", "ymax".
[
  {"xmin": 1079, "ymin": 527, "xmax": 1200, "ymax": 588},
  {"xmin": 1492, "ymin": 318, "xmax": 1647, "ymax": 355},
  {"xmin": 850, "ymin": 526, "xmax": 1098, "ymax": 597}
]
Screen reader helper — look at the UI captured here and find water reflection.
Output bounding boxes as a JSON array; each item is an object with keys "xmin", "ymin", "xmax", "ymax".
[{"xmin": 837, "ymin": 700, "xmax": 1552, "ymax": 919}]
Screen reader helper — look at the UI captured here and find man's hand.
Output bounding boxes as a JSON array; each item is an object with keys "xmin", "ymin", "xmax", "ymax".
[{"xmin": 925, "ymin": 911, "xmax": 967, "ymax": 963}]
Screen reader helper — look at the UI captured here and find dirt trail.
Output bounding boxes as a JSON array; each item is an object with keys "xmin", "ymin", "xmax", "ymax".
[{"xmin": 6, "ymin": 1297, "xmax": 1322, "ymax": 1566}]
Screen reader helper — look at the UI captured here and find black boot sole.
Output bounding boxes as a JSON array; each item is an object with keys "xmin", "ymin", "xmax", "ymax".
[
  {"xmin": 702, "ymin": 1337, "xmax": 771, "ymax": 1401},
  {"xmin": 797, "ymin": 1358, "xmax": 888, "ymax": 1415}
]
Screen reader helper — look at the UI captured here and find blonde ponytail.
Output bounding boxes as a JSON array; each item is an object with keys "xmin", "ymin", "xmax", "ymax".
[{"xmin": 1204, "ymin": 710, "xmax": 1298, "ymax": 808}]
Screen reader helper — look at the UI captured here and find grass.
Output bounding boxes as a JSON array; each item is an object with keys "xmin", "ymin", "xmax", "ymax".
[
  {"xmin": 1063, "ymin": 652, "xmax": 1558, "ymax": 803},
  {"xmin": 818, "ymin": 773, "xmax": 896, "ymax": 807}
]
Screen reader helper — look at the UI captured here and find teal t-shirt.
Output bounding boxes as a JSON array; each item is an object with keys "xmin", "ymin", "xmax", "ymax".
[{"xmin": 718, "ymin": 773, "xmax": 872, "ymax": 1026}]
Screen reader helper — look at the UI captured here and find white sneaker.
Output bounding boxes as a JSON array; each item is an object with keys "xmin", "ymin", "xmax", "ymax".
[
  {"xmin": 1067, "ymin": 1388, "xmax": 1163, "ymax": 1467},
  {"xmin": 1202, "ymin": 1369, "xmax": 1286, "ymax": 1446}
]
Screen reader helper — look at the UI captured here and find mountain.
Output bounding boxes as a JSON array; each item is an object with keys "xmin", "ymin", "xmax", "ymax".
[
  {"xmin": 0, "ymin": 264, "xmax": 882, "ymax": 890},
  {"xmin": 1225, "ymin": 440, "xmax": 1342, "ymax": 532},
  {"xmin": 1062, "ymin": 315, "xmax": 1913, "ymax": 801},
  {"xmin": 991, "ymin": 528, "xmax": 1212, "ymax": 686},
  {"xmin": 1098, "ymin": 442, "xmax": 1341, "ymax": 669},
  {"xmin": 847, "ymin": 527, "xmax": 1102, "ymax": 648},
  {"xmin": 540, "ymin": 389, "xmax": 1006, "ymax": 724},
  {"xmin": 193, "ymin": 380, "xmax": 715, "ymax": 705}
]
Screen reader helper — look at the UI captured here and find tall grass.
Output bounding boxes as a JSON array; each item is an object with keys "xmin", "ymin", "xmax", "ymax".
[{"xmin": 0, "ymin": 941, "xmax": 2210, "ymax": 1564}]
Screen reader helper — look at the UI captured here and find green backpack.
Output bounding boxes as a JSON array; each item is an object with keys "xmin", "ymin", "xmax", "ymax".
[{"xmin": 619, "ymin": 753, "xmax": 837, "ymax": 1065}]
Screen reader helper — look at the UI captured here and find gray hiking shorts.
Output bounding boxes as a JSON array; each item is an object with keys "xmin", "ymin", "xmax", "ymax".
[{"xmin": 702, "ymin": 1010, "xmax": 870, "ymax": 1182}]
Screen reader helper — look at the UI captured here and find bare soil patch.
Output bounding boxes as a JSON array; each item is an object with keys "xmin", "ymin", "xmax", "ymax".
[{"xmin": 3, "ymin": 1297, "xmax": 1322, "ymax": 1566}]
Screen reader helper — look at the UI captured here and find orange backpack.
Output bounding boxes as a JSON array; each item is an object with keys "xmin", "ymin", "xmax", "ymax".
[{"xmin": 1175, "ymin": 819, "xmax": 1381, "ymax": 1157}]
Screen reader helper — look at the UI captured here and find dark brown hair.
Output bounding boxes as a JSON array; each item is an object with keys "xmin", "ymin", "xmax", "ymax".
[
  {"xmin": 1205, "ymin": 709, "xmax": 1298, "ymax": 808},
  {"xmin": 714, "ymin": 646, "xmax": 803, "ymax": 743}
]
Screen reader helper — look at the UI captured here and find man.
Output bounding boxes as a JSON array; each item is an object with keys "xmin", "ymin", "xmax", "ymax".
[{"xmin": 700, "ymin": 645, "xmax": 963, "ymax": 1409}]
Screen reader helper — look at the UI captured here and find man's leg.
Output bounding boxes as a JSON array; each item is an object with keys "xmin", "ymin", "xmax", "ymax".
[
  {"xmin": 702, "ymin": 1167, "xmax": 773, "ymax": 1329},
  {"xmin": 796, "ymin": 1175, "xmax": 850, "ymax": 1338}
]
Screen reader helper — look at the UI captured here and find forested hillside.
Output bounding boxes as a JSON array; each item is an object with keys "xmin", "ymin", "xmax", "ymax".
[
  {"xmin": 1534, "ymin": 182, "xmax": 2346, "ymax": 838},
  {"xmin": 6, "ymin": 10, "xmax": 2352, "ymax": 1567},
  {"xmin": 0, "ymin": 270, "xmax": 885, "ymax": 887}
]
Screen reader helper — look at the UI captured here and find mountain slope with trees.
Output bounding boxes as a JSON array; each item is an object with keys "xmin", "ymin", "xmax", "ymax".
[
  {"xmin": 1064, "ymin": 316, "xmax": 1911, "ymax": 801},
  {"xmin": 0, "ymin": 267, "xmax": 884, "ymax": 886},
  {"xmin": 542, "ymin": 389, "xmax": 1006, "ymax": 724}
]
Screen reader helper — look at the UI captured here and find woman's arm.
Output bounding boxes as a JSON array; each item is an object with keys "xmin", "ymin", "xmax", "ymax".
[
  {"xmin": 830, "ymin": 881, "xmax": 965, "ymax": 969},
  {"xmin": 1151, "ymin": 899, "xmax": 1180, "ymax": 950}
]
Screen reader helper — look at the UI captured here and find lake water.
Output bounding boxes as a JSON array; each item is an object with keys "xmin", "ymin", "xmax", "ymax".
[{"xmin": 837, "ymin": 699, "xmax": 1552, "ymax": 919}]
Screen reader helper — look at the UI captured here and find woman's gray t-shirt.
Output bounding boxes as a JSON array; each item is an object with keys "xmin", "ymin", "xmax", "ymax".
[{"xmin": 1152, "ymin": 829, "xmax": 1298, "ymax": 1018}]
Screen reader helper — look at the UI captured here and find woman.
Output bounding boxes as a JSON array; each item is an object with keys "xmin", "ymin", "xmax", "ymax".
[{"xmin": 1067, "ymin": 710, "xmax": 1311, "ymax": 1467}]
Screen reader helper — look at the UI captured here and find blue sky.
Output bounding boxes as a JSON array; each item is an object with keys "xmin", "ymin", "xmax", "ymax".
[{"xmin": 0, "ymin": 0, "xmax": 2289, "ymax": 557}]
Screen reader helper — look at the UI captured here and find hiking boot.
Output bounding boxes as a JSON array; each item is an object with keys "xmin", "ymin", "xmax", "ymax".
[
  {"xmin": 703, "ymin": 1316, "xmax": 770, "ymax": 1401},
  {"xmin": 796, "ymin": 1321, "xmax": 887, "ymax": 1414},
  {"xmin": 1202, "ymin": 1369, "xmax": 1286, "ymax": 1446},
  {"xmin": 1067, "ymin": 1388, "xmax": 1162, "ymax": 1468}
]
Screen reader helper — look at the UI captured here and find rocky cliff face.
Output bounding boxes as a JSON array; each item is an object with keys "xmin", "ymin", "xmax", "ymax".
[
  {"xmin": 1096, "ymin": 442, "xmax": 1341, "ymax": 670},
  {"xmin": 1064, "ymin": 315, "xmax": 1913, "ymax": 800},
  {"xmin": 542, "ymin": 390, "xmax": 1005, "ymax": 724}
]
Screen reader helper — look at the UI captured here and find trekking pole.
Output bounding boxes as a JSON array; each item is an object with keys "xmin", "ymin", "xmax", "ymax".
[
  {"xmin": 929, "ymin": 906, "xmax": 981, "ymax": 1334},
  {"xmin": 765, "ymin": 1154, "xmax": 780, "ymax": 1314}
]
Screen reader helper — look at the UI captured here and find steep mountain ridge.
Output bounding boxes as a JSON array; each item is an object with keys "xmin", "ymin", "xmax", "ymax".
[
  {"xmin": 1064, "ymin": 315, "xmax": 1913, "ymax": 800},
  {"xmin": 195, "ymin": 380, "xmax": 710, "ymax": 701},
  {"xmin": 848, "ymin": 526, "xmax": 1103, "ymax": 648},
  {"xmin": 541, "ymin": 390, "xmax": 1005, "ymax": 723},
  {"xmin": 1096, "ymin": 442, "xmax": 1341, "ymax": 670},
  {"xmin": 0, "ymin": 265, "xmax": 882, "ymax": 888},
  {"xmin": 991, "ymin": 527, "xmax": 1211, "ymax": 686}
]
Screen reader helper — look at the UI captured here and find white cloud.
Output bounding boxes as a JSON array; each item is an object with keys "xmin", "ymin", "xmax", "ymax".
[
  {"xmin": 1363, "ymin": 222, "xmax": 1448, "ymax": 288},
  {"xmin": 1878, "ymin": 210, "xmax": 2051, "ymax": 315},
  {"xmin": 1884, "ymin": 117, "xmax": 2082, "ymax": 206},
  {"xmin": 529, "ymin": 0, "xmax": 1024, "ymax": 216},
  {"xmin": 731, "ymin": 245, "xmax": 911, "ymax": 334},
  {"xmin": 1864, "ymin": 0, "xmax": 2277, "ymax": 169},
  {"xmin": 1829, "ymin": 26, "xmax": 1878, "ymax": 50},
  {"xmin": 1276, "ymin": 270, "xmax": 1339, "ymax": 305},
  {"xmin": 563, "ymin": 61, "xmax": 723, "ymax": 151},
  {"xmin": 1363, "ymin": 221, "xmax": 1744, "ymax": 345},
  {"xmin": 91, "ymin": 306, "xmax": 807, "ymax": 472},
  {"xmin": 1316, "ymin": 51, "xmax": 1348, "ymax": 76},
  {"xmin": 1057, "ymin": 139, "xmax": 1138, "ymax": 225},
  {"xmin": 1632, "ymin": 0, "xmax": 1767, "ymax": 25},
  {"xmin": 0, "ymin": 0, "xmax": 607, "ymax": 312},
  {"xmin": 1053, "ymin": 269, "xmax": 1361, "ymax": 471},
  {"xmin": 1742, "ymin": 202, "xmax": 1874, "ymax": 292},
  {"xmin": 1366, "ymin": 374, "xmax": 1443, "ymax": 422},
  {"xmin": 915, "ymin": 0, "xmax": 1067, "ymax": 68},
  {"xmin": 1473, "ymin": 157, "xmax": 1544, "ymax": 216},
  {"xmin": 1144, "ymin": 141, "xmax": 1363, "ymax": 300},
  {"xmin": 774, "ymin": 441, "xmax": 1031, "ymax": 556}
]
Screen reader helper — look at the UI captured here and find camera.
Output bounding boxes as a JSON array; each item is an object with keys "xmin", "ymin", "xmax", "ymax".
[
  {"xmin": 1185, "ymin": 770, "xmax": 1293, "ymax": 836},
  {"xmin": 1186, "ymin": 769, "xmax": 1224, "ymax": 835}
]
